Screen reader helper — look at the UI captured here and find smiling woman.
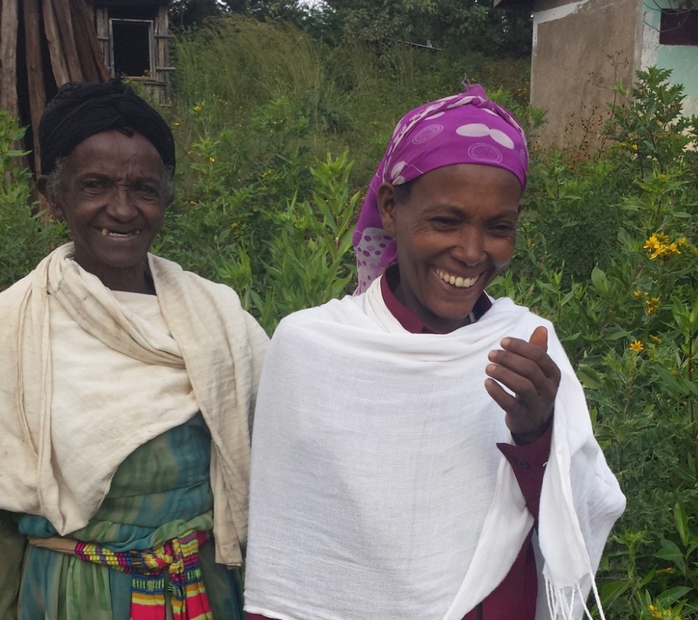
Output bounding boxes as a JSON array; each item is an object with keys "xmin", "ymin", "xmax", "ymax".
[
  {"xmin": 0, "ymin": 80, "xmax": 268, "ymax": 620},
  {"xmin": 243, "ymin": 85, "xmax": 625, "ymax": 620},
  {"xmin": 378, "ymin": 164, "xmax": 521, "ymax": 334},
  {"xmin": 41, "ymin": 130, "xmax": 171, "ymax": 293}
]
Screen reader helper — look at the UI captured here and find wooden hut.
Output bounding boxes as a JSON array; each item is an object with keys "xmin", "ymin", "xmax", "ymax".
[
  {"xmin": 0, "ymin": 0, "xmax": 172, "ymax": 174},
  {"xmin": 88, "ymin": 0, "xmax": 173, "ymax": 103}
]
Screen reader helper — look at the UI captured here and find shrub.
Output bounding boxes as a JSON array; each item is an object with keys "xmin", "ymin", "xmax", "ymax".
[{"xmin": 0, "ymin": 112, "xmax": 65, "ymax": 291}]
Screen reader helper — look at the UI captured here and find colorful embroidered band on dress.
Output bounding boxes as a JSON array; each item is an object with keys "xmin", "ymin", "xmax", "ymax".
[{"xmin": 74, "ymin": 530, "xmax": 213, "ymax": 620}]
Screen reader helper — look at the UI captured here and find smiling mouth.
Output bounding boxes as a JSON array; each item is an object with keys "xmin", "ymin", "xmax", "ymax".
[
  {"xmin": 435, "ymin": 268, "xmax": 479, "ymax": 289},
  {"xmin": 100, "ymin": 228, "xmax": 141, "ymax": 238}
]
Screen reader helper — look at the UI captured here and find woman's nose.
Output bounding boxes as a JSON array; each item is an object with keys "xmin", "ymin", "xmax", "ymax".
[
  {"xmin": 108, "ymin": 186, "xmax": 138, "ymax": 220},
  {"xmin": 451, "ymin": 225, "xmax": 486, "ymax": 266}
]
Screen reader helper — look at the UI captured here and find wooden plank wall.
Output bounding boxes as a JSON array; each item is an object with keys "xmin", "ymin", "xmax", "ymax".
[
  {"xmin": 0, "ymin": 0, "xmax": 20, "ymax": 118},
  {"xmin": 0, "ymin": 0, "xmax": 110, "ymax": 173}
]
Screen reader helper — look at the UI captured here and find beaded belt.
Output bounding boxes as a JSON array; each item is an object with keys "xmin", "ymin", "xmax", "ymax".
[{"xmin": 28, "ymin": 530, "xmax": 213, "ymax": 620}]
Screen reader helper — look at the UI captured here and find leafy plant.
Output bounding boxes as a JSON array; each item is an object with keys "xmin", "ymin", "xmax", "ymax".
[{"xmin": 0, "ymin": 112, "xmax": 66, "ymax": 291}]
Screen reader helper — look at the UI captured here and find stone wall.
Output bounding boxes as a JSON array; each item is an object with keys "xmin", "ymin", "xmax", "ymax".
[{"xmin": 529, "ymin": 0, "xmax": 642, "ymax": 150}]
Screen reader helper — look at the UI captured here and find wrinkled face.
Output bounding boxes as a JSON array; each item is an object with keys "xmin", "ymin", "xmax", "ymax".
[
  {"xmin": 378, "ymin": 164, "xmax": 522, "ymax": 333},
  {"xmin": 48, "ymin": 130, "xmax": 170, "ymax": 292}
]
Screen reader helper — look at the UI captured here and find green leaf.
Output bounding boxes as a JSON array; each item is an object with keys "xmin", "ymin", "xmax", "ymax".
[
  {"xmin": 655, "ymin": 366, "xmax": 688, "ymax": 396},
  {"xmin": 657, "ymin": 585, "xmax": 692, "ymax": 606},
  {"xmin": 577, "ymin": 368, "xmax": 602, "ymax": 390},
  {"xmin": 655, "ymin": 539, "xmax": 686, "ymax": 575},
  {"xmin": 675, "ymin": 501, "xmax": 691, "ymax": 547},
  {"xmin": 600, "ymin": 580, "xmax": 630, "ymax": 604},
  {"xmin": 590, "ymin": 267, "xmax": 608, "ymax": 295}
]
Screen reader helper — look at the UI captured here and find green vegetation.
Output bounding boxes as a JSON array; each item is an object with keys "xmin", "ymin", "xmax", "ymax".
[
  {"xmin": 492, "ymin": 66, "xmax": 698, "ymax": 620},
  {"xmin": 1, "ymin": 15, "xmax": 697, "ymax": 619},
  {"xmin": 159, "ymin": 17, "xmax": 531, "ymax": 329},
  {"xmin": 0, "ymin": 113, "xmax": 66, "ymax": 290}
]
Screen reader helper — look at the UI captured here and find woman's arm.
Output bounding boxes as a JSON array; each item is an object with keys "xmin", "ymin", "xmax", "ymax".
[{"xmin": 0, "ymin": 511, "xmax": 26, "ymax": 620}]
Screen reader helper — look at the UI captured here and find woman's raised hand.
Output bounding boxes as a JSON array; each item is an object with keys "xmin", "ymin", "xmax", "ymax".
[{"xmin": 484, "ymin": 326, "xmax": 561, "ymax": 445}]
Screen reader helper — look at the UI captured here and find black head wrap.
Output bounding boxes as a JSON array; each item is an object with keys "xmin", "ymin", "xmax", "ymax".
[{"xmin": 39, "ymin": 79, "xmax": 175, "ymax": 175}]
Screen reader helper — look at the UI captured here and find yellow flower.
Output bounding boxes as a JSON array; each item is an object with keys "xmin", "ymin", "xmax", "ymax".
[
  {"xmin": 644, "ymin": 237, "xmax": 658, "ymax": 250},
  {"xmin": 629, "ymin": 340, "xmax": 644, "ymax": 353},
  {"xmin": 678, "ymin": 237, "xmax": 687, "ymax": 245},
  {"xmin": 656, "ymin": 566, "xmax": 674, "ymax": 574},
  {"xmin": 650, "ymin": 335, "xmax": 662, "ymax": 344},
  {"xmin": 644, "ymin": 232, "xmax": 682, "ymax": 260},
  {"xmin": 633, "ymin": 290, "xmax": 644, "ymax": 298},
  {"xmin": 631, "ymin": 143, "xmax": 638, "ymax": 151},
  {"xmin": 193, "ymin": 105, "xmax": 203, "ymax": 112},
  {"xmin": 648, "ymin": 605, "xmax": 661, "ymax": 620},
  {"xmin": 189, "ymin": 200, "xmax": 197, "ymax": 205},
  {"xmin": 209, "ymin": 156, "xmax": 215, "ymax": 163},
  {"xmin": 645, "ymin": 296, "xmax": 660, "ymax": 314}
]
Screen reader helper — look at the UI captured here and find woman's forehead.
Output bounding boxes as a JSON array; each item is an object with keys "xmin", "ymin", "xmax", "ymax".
[
  {"xmin": 400, "ymin": 164, "xmax": 522, "ymax": 213},
  {"xmin": 66, "ymin": 130, "xmax": 164, "ymax": 177}
]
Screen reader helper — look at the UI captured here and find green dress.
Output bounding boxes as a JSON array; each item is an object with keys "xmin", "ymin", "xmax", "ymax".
[{"xmin": 1, "ymin": 414, "xmax": 243, "ymax": 620}]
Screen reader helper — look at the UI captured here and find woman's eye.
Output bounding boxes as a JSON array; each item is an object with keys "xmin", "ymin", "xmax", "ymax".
[
  {"xmin": 136, "ymin": 185, "xmax": 159, "ymax": 198},
  {"xmin": 83, "ymin": 180, "xmax": 105, "ymax": 193},
  {"xmin": 430, "ymin": 217, "xmax": 458, "ymax": 228},
  {"xmin": 490, "ymin": 222, "xmax": 516, "ymax": 234}
]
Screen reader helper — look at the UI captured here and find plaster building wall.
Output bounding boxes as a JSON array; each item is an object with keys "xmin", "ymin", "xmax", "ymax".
[
  {"xmin": 530, "ymin": 0, "xmax": 642, "ymax": 149},
  {"xmin": 640, "ymin": 0, "xmax": 698, "ymax": 116}
]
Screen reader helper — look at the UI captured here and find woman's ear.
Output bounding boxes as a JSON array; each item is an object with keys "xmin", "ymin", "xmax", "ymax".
[
  {"xmin": 37, "ymin": 175, "xmax": 65, "ymax": 221},
  {"xmin": 377, "ymin": 182, "xmax": 398, "ymax": 236}
]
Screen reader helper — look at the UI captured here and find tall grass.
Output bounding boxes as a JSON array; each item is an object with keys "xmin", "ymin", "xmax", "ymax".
[{"xmin": 169, "ymin": 16, "xmax": 531, "ymax": 191}]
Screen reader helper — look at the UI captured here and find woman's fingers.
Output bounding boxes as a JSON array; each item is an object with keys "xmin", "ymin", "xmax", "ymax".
[
  {"xmin": 528, "ymin": 325, "xmax": 548, "ymax": 351},
  {"xmin": 485, "ymin": 327, "xmax": 561, "ymax": 443}
]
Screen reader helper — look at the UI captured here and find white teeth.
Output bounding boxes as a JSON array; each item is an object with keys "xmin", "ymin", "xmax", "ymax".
[
  {"xmin": 436, "ymin": 269, "xmax": 478, "ymax": 289},
  {"xmin": 100, "ymin": 229, "xmax": 140, "ymax": 237}
]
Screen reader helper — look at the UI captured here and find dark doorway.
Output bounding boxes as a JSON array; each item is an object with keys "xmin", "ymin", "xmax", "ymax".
[{"xmin": 111, "ymin": 20, "xmax": 153, "ymax": 77}]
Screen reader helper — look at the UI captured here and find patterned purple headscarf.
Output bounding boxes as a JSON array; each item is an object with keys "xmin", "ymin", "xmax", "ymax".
[{"xmin": 353, "ymin": 84, "xmax": 528, "ymax": 294}]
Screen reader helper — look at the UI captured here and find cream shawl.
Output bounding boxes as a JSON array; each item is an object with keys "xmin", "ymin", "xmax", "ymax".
[
  {"xmin": 244, "ymin": 278, "xmax": 625, "ymax": 620},
  {"xmin": 0, "ymin": 243, "xmax": 268, "ymax": 566}
]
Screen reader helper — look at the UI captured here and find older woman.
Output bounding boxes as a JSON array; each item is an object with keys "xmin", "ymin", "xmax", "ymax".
[
  {"xmin": 0, "ymin": 80, "xmax": 268, "ymax": 620},
  {"xmin": 243, "ymin": 85, "xmax": 625, "ymax": 620}
]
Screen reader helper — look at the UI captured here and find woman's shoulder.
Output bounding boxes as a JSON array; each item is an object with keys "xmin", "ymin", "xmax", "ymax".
[
  {"xmin": 0, "ymin": 268, "xmax": 35, "ymax": 310},
  {"xmin": 277, "ymin": 294, "xmax": 372, "ymax": 332},
  {"xmin": 486, "ymin": 295, "xmax": 560, "ymax": 340},
  {"xmin": 489, "ymin": 295, "xmax": 551, "ymax": 323},
  {"xmin": 150, "ymin": 254, "xmax": 244, "ymax": 303}
]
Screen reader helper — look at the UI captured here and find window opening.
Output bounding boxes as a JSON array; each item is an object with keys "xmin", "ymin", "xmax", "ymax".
[
  {"xmin": 660, "ymin": 10, "xmax": 698, "ymax": 46},
  {"xmin": 110, "ymin": 19, "xmax": 154, "ymax": 77}
]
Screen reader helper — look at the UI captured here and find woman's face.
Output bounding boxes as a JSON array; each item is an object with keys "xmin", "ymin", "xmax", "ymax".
[
  {"xmin": 48, "ymin": 130, "xmax": 170, "ymax": 293},
  {"xmin": 378, "ymin": 164, "xmax": 522, "ymax": 333}
]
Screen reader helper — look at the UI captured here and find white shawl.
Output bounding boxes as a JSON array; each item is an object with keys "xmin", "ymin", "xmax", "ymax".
[
  {"xmin": 244, "ymin": 278, "xmax": 625, "ymax": 620},
  {"xmin": 0, "ymin": 243, "xmax": 268, "ymax": 566}
]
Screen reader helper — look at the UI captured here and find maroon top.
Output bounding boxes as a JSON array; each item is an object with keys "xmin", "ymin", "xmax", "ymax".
[{"xmin": 248, "ymin": 272, "xmax": 551, "ymax": 620}]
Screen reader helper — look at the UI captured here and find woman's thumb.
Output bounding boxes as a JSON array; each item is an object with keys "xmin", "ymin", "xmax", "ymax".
[{"xmin": 529, "ymin": 326, "xmax": 548, "ymax": 352}]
